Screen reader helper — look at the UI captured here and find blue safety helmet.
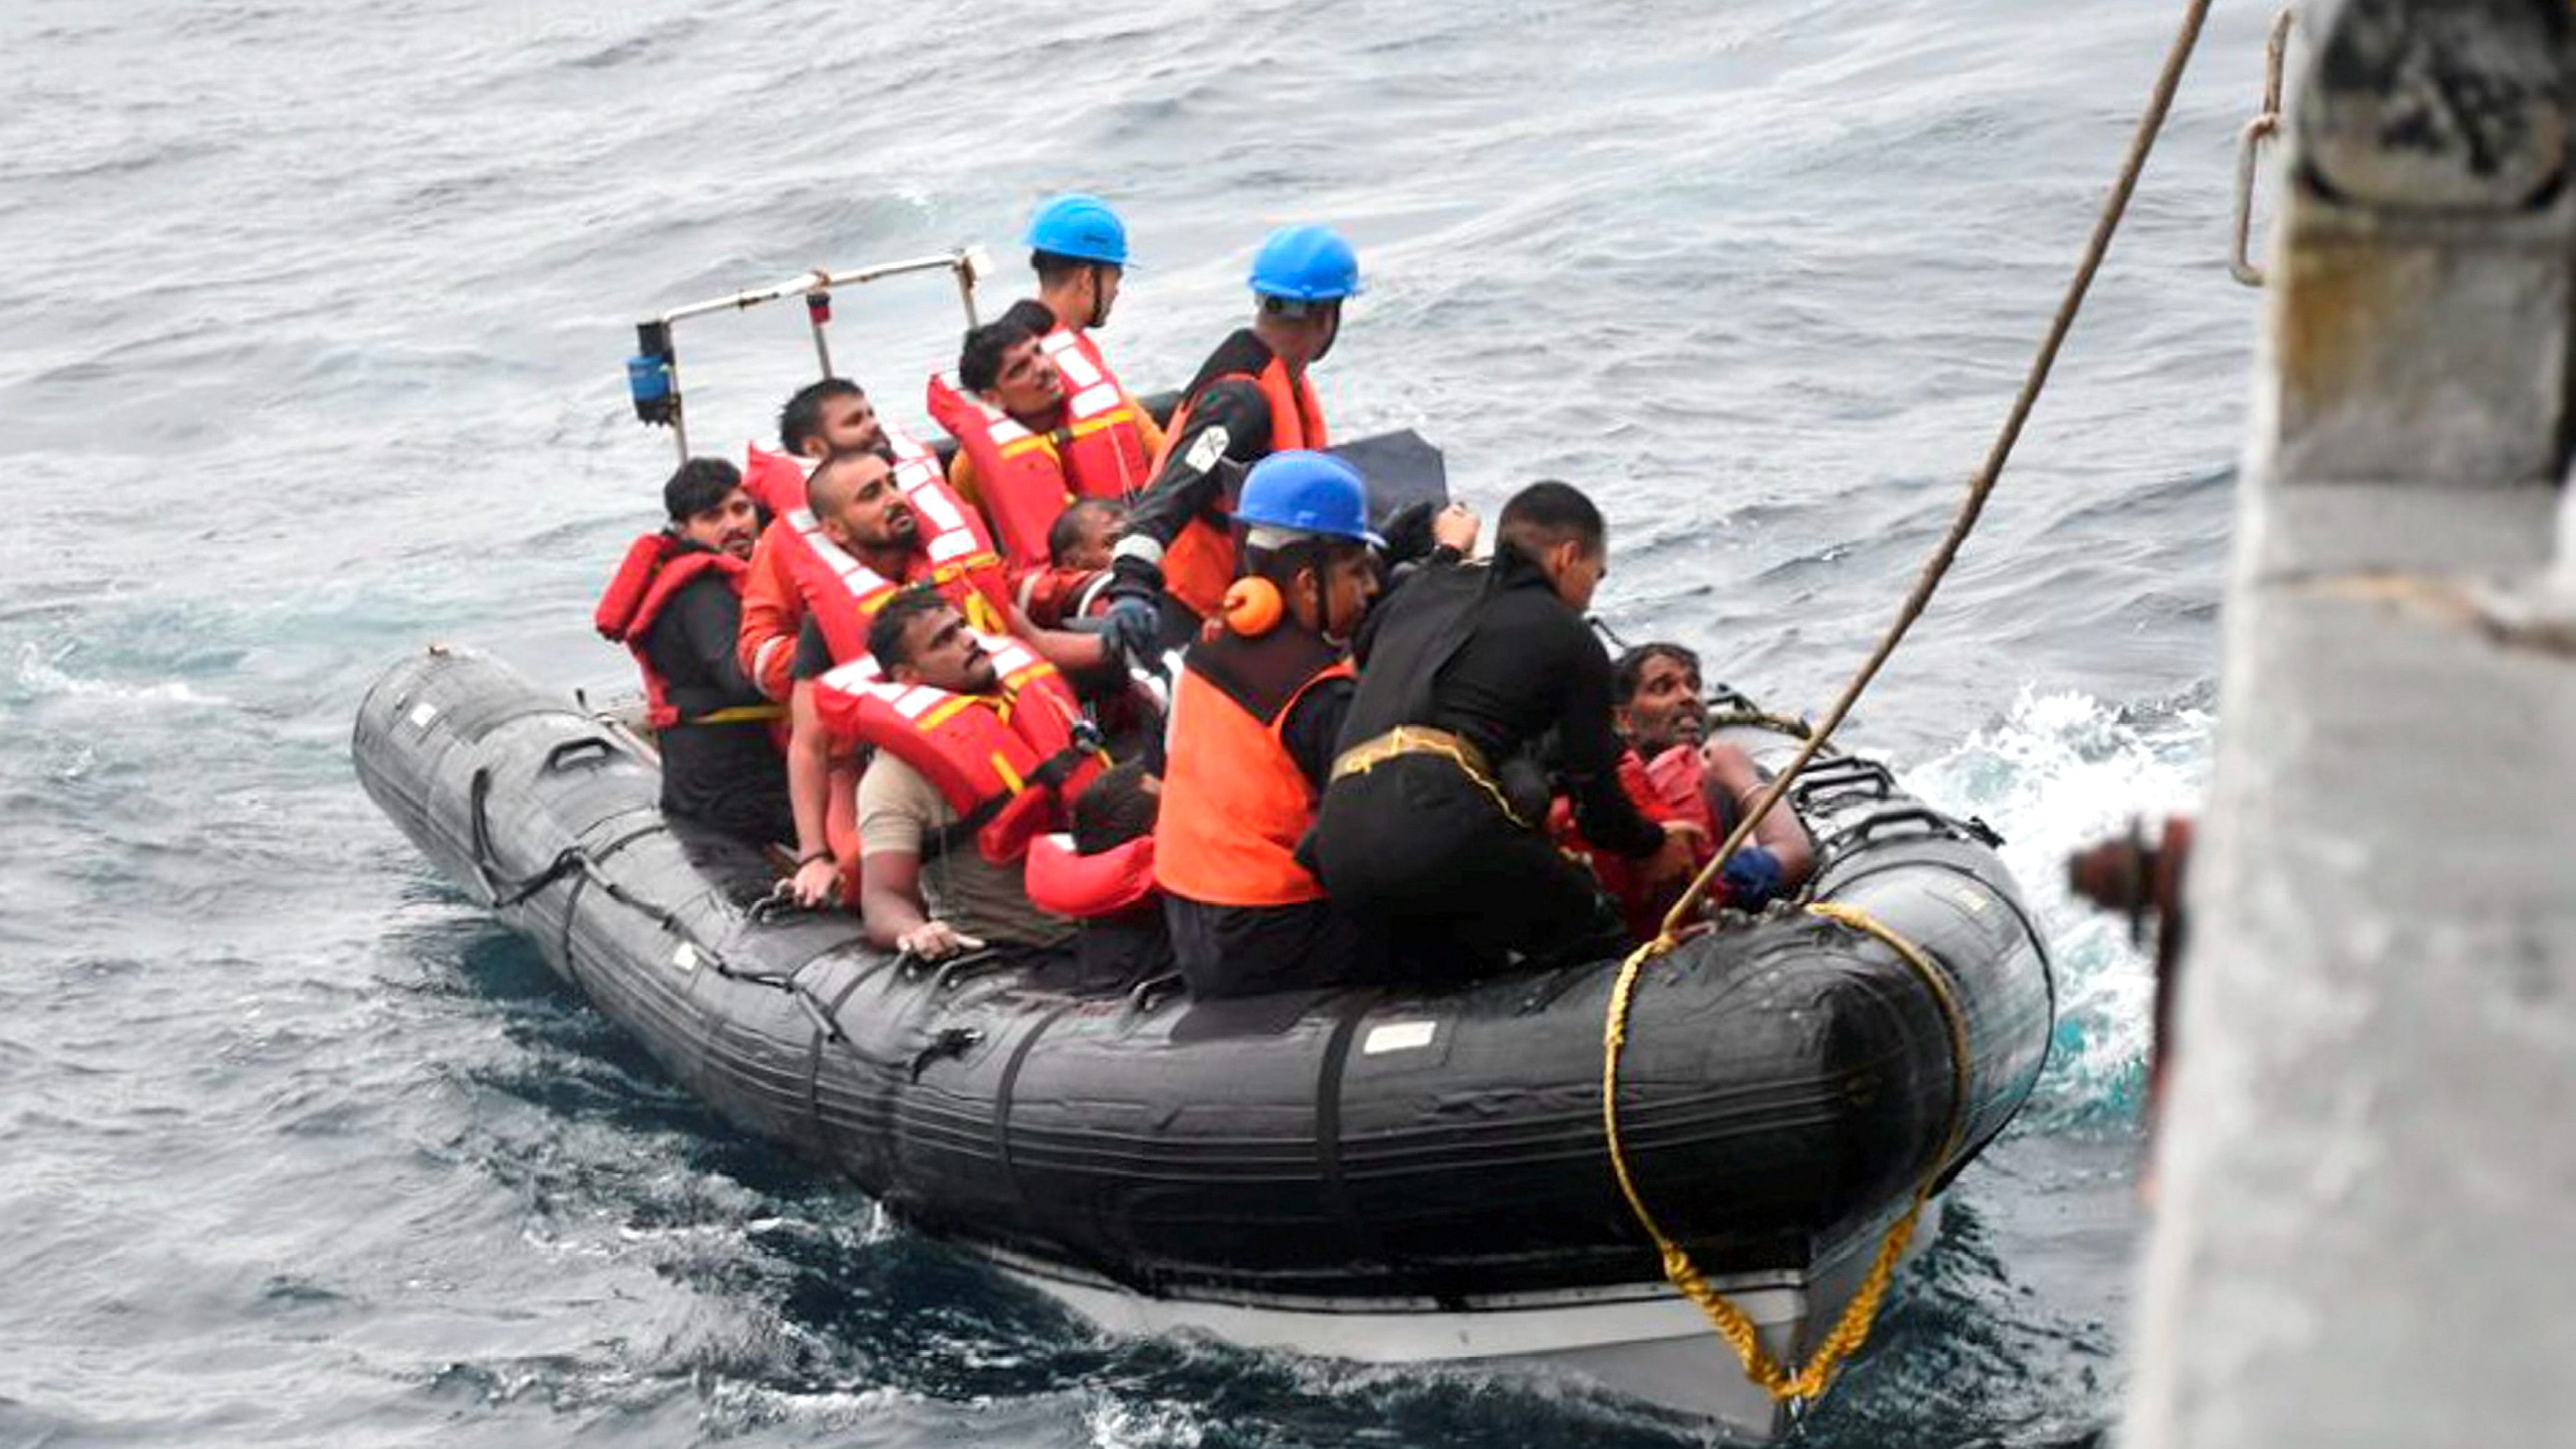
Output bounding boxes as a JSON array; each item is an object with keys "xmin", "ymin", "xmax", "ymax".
[
  {"xmin": 1249, "ymin": 225, "xmax": 1361, "ymax": 302},
  {"xmin": 1236, "ymin": 450, "xmax": 1382, "ymax": 546},
  {"xmin": 1025, "ymin": 194, "xmax": 1130, "ymax": 267}
]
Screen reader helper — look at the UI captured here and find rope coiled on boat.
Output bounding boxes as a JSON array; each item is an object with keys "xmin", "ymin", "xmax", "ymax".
[{"xmin": 1599, "ymin": 0, "xmax": 2215, "ymax": 1403}]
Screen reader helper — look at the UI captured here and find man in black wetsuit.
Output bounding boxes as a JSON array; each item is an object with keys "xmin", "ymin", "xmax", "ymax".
[
  {"xmin": 593, "ymin": 458, "xmax": 794, "ymax": 849},
  {"xmin": 1311, "ymin": 481, "xmax": 1698, "ymax": 979}
]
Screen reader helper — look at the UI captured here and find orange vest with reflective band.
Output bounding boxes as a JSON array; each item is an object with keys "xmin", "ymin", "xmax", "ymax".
[
  {"xmin": 1153, "ymin": 335, "xmax": 1327, "ymax": 621},
  {"xmin": 809, "ymin": 633, "xmax": 1105, "ymax": 864},
  {"xmin": 771, "ymin": 427, "xmax": 1011, "ymax": 664},
  {"xmin": 593, "ymin": 534, "xmax": 751, "ymax": 731},
  {"xmin": 926, "ymin": 328, "xmax": 1151, "ymax": 575},
  {"xmin": 1155, "ymin": 626, "xmax": 1351, "ymax": 907}
]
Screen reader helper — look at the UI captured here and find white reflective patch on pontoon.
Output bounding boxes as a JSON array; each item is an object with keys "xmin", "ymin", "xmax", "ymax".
[
  {"xmin": 407, "ymin": 702, "xmax": 439, "ymax": 731},
  {"xmin": 672, "ymin": 942, "xmax": 701, "ymax": 972},
  {"xmin": 1363, "ymin": 1020, "xmax": 1439, "ymax": 1055}
]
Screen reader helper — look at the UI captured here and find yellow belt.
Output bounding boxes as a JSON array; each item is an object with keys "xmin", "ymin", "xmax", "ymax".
[
  {"xmin": 1329, "ymin": 726, "xmax": 1526, "ymax": 826},
  {"xmin": 688, "ymin": 703, "xmax": 786, "ymax": 726}
]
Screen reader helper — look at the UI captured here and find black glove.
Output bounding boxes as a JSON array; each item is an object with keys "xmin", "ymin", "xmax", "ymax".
[
  {"xmin": 1375, "ymin": 499, "xmax": 1438, "ymax": 567},
  {"xmin": 1100, "ymin": 597, "xmax": 1164, "ymax": 671},
  {"xmin": 1107, "ymin": 550, "xmax": 1166, "ymax": 609}
]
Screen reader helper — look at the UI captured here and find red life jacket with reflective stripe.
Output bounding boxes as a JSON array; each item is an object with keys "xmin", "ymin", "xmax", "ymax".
[
  {"xmin": 1153, "ymin": 333, "xmax": 1327, "ymax": 621},
  {"xmin": 593, "ymin": 533, "xmax": 754, "ymax": 730},
  {"xmin": 1015, "ymin": 566, "xmax": 1115, "ymax": 630},
  {"xmin": 1024, "ymin": 833, "xmax": 1158, "ymax": 919},
  {"xmin": 809, "ymin": 633, "xmax": 1106, "ymax": 863},
  {"xmin": 771, "ymin": 428, "xmax": 1012, "ymax": 664},
  {"xmin": 925, "ymin": 328, "xmax": 1151, "ymax": 575}
]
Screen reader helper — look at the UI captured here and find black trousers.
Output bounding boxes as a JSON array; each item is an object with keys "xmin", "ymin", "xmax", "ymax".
[
  {"xmin": 1312, "ymin": 754, "xmax": 1626, "ymax": 984},
  {"xmin": 1167, "ymin": 894, "xmax": 1382, "ymax": 1000}
]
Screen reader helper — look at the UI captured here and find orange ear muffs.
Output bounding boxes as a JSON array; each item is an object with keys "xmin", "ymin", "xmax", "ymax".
[{"xmin": 1220, "ymin": 577, "xmax": 1284, "ymax": 638}]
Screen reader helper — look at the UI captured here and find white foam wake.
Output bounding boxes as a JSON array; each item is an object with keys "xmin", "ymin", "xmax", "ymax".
[
  {"xmin": 12, "ymin": 640, "xmax": 234, "ymax": 708},
  {"xmin": 1901, "ymin": 686, "xmax": 2212, "ymax": 1130}
]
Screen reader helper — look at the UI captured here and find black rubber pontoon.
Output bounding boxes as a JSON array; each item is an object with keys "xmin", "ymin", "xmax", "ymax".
[{"xmin": 353, "ymin": 645, "xmax": 2051, "ymax": 1308}]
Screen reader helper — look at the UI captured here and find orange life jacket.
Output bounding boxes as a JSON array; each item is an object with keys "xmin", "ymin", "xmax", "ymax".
[
  {"xmin": 1153, "ymin": 331, "xmax": 1327, "ymax": 621},
  {"xmin": 1025, "ymin": 833, "xmax": 1158, "ymax": 919},
  {"xmin": 771, "ymin": 427, "xmax": 1011, "ymax": 664},
  {"xmin": 925, "ymin": 328, "xmax": 1151, "ymax": 574},
  {"xmin": 593, "ymin": 533, "xmax": 765, "ymax": 732},
  {"xmin": 808, "ymin": 633, "xmax": 1107, "ymax": 864},
  {"xmin": 1154, "ymin": 625, "xmax": 1351, "ymax": 907}
]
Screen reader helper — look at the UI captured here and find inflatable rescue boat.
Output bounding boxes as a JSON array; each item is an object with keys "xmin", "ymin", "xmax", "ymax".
[{"xmin": 353, "ymin": 640, "xmax": 2051, "ymax": 1438}]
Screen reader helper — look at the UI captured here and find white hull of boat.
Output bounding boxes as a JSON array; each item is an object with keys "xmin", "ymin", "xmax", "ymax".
[{"xmin": 985, "ymin": 1198, "xmax": 1937, "ymax": 1439}]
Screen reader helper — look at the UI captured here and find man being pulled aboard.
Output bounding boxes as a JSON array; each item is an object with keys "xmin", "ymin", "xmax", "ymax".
[
  {"xmin": 930, "ymin": 319, "xmax": 1164, "ymax": 574},
  {"xmin": 1313, "ymin": 481, "xmax": 1698, "ymax": 981},
  {"xmin": 838, "ymin": 588, "xmax": 1085, "ymax": 962},
  {"xmin": 1157, "ymin": 452, "xmax": 1478, "ymax": 998},
  {"xmin": 592, "ymin": 457, "xmax": 793, "ymax": 849},
  {"xmin": 1560, "ymin": 643, "xmax": 1814, "ymax": 940},
  {"xmin": 1105, "ymin": 225, "xmax": 1360, "ymax": 646}
]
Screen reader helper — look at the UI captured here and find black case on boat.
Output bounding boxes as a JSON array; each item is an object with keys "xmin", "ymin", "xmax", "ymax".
[{"xmin": 354, "ymin": 645, "xmax": 2052, "ymax": 1305}]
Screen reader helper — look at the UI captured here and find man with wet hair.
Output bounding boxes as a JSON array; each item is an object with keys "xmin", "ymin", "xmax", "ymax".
[
  {"xmin": 1314, "ymin": 481, "xmax": 1698, "ymax": 980},
  {"xmin": 592, "ymin": 457, "xmax": 791, "ymax": 850},
  {"xmin": 1613, "ymin": 642, "xmax": 1709, "ymax": 756},
  {"xmin": 1572, "ymin": 641, "xmax": 1813, "ymax": 938}
]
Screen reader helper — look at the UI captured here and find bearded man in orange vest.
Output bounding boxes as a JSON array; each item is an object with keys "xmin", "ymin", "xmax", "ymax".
[{"xmin": 1105, "ymin": 225, "xmax": 1360, "ymax": 650}]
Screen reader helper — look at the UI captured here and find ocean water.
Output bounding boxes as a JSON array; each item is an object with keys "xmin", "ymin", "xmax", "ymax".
[{"xmin": 0, "ymin": 0, "xmax": 2263, "ymax": 1444}]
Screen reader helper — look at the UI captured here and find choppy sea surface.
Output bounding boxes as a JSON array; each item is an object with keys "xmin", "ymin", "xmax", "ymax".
[{"xmin": 1, "ymin": 1, "xmax": 2266, "ymax": 1444}]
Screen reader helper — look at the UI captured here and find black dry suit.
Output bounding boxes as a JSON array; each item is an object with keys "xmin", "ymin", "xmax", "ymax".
[{"xmin": 1309, "ymin": 547, "xmax": 1665, "ymax": 980}]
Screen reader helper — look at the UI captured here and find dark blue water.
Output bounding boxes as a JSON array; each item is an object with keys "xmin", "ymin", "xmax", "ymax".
[{"xmin": 1, "ymin": 1, "xmax": 2261, "ymax": 1442}]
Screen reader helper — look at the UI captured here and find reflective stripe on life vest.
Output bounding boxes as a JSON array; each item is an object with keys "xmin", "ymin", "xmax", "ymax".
[
  {"xmin": 810, "ymin": 632, "xmax": 1105, "ymax": 863},
  {"xmin": 1153, "ymin": 338, "xmax": 1328, "ymax": 621},
  {"xmin": 772, "ymin": 425, "xmax": 1011, "ymax": 664},
  {"xmin": 924, "ymin": 326, "xmax": 1150, "ymax": 574}
]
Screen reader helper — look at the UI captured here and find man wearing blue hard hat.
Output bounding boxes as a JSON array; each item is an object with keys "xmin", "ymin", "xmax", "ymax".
[
  {"xmin": 1107, "ymin": 224, "xmax": 1362, "ymax": 647},
  {"xmin": 1008, "ymin": 193, "xmax": 1131, "ymax": 337},
  {"xmin": 931, "ymin": 195, "xmax": 1162, "ymax": 635},
  {"xmin": 1157, "ymin": 450, "xmax": 1473, "ymax": 997}
]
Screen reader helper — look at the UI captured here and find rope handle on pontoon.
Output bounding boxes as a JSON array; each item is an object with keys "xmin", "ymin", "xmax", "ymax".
[{"xmin": 1598, "ymin": 0, "xmax": 2213, "ymax": 1402}]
